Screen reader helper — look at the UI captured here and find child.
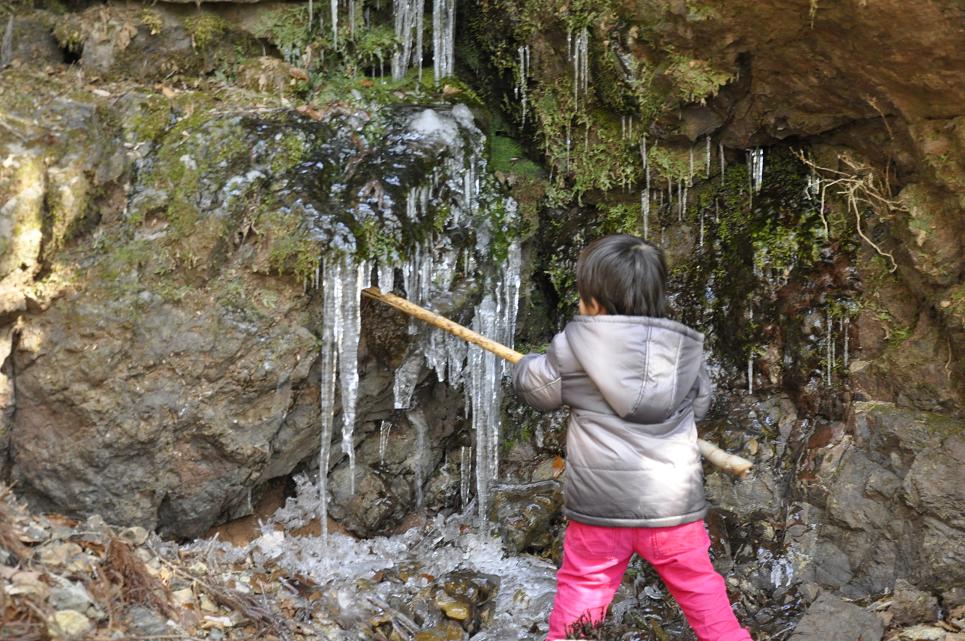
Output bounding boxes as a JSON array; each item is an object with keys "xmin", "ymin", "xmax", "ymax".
[{"xmin": 513, "ymin": 234, "xmax": 753, "ymax": 641}]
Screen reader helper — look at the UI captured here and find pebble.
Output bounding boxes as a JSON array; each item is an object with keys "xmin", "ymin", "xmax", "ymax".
[
  {"xmin": 50, "ymin": 609, "xmax": 92, "ymax": 640},
  {"xmin": 120, "ymin": 526, "xmax": 149, "ymax": 545},
  {"xmin": 48, "ymin": 582, "xmax": 94, "ymax": 612}
]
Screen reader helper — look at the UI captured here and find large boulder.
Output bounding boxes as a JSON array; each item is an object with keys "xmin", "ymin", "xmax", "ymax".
[
  {"xmin": 788, "ymin": 592, "xmax": 884, "ymax": 641},
  {"xmin": 1, "ymin": 66, "xmax": 517, "ymax": 538},
  {"xmin": 799, "ymin": 402, "xmax": 965, "ymax": 598}
]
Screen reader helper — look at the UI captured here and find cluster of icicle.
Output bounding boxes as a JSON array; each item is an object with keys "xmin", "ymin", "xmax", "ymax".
[
  {"xmin": 316, "ymin": 239, "xmax": 521, "ymax": 540},
  {"xmin": 314, "ymin": 104, "xmax": 522, "ymax": 541},
  {"xmin": 390, "ymin": 0, "xmax": 456, "ymax": 84}
]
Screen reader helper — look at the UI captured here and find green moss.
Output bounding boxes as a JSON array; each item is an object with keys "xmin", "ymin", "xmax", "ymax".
[
  {"xmin": 184, "ymin": 13, "xmax": 228, "ymax": 50},
  {"xmin": 664, "ymin": 53, "xmax": 733, "ymax": 104},
  {"xmin": 269, "ymin": 130, "xmax": 310, "ymax": 176},
  {"xmin": 254, "ymin": 205, "xmax": 321, "ymax": 283},
  {"xmin": 52, "ymin": 17, "xmax": 85, "ymax": 54},
  {"xmin": 490, "ymin": 136, "xmax": 543, "ymax": 177},
  {"xmin": 139, "ymin": 9, "xmax": 164, "ymax": 36},
  {"xmin": 127, "ymin": 96, "xmax": 172, "ymax": 143}
]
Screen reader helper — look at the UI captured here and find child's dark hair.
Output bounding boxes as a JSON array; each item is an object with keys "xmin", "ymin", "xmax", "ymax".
[{"xmin": 575, "ymin": 234, "xmax": 668, "ymax": 317}]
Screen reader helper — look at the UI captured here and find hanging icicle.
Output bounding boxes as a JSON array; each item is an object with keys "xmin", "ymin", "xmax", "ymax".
[
  {"xmin": 317, "ymin": 257, "xmax": 343, "ymax": 543},
  {"xmin": 719, "ymin": 142, "xmax": 726, "ymax": 183},
  {"xmin": 338, "ymin": 256, "xmax": 367, "ymax": 496},
  {"xmin": 432, "ymin": 0, "xmax": 456, "ymax": 84},
  {"xmin": 748, "ymin": 147, "xmax": 764, "ymax": 192},
  {"xmin": 705, "ymin": 135, "xmax": 711, "ymax": 178},
  {"xmin": 392, "ymin": 0, "xmax": 423, "ymax": 81},
  {"xmin": 408, "ymin": 409, "xmax": 429, "ymax": 508},
  {"xmin": 515, "ymin": 45, "xmax": 530, "ymax": 125},
  {"xmin": 571, "ymin": 27, "xmax": 589, "ymax": 103}
]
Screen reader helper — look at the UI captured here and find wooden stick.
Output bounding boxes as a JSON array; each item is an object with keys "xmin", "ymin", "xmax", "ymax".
[{"xmin": 361, "ymin": 287, "xmax": 753, "ymax": 478}]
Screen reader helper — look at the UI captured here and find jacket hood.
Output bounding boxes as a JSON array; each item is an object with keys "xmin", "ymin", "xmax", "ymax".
[{"xmin": 564, "ymin": 316, "xmax": 705, "ymax": 423}]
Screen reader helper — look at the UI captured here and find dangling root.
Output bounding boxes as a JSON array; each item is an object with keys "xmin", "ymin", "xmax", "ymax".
[{"xmin": 794, "ymin": 150, "xmax": 902, "ymax": 272}]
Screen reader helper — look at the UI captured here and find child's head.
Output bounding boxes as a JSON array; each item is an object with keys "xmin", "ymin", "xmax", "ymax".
[{"xmin": 575, "ymin": 234, "xmax": 668, "ymax": 317}]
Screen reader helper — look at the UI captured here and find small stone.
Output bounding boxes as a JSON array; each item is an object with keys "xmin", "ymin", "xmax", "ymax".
[
  {"xmin": 788, "ymin": 593, "xmax": 885, "ymax": 641},
  {"xmin": 120, "ymin": 526, "xmax": 149, "ymax": 546},
  {"xmin": 199, "ymin": 594, "xmax": 218, "ymax": 612},
  {"xmin": 48, "ymin": 582, "xmax": 93, "ymax": 612},
  {"xmin": 20, "ymin": 522, "xmax": 50, "ymax": 544},
  {"xmin": 36, "ymin": 542, "xmax": 83, "ymax": 567},
  {"xmin": 890, "ymin": 579, "xmax": 940, "ymax": 626},
  {"xmin": 125, "ymin": 605, "xmax": 169, "ymax": 637},
  {"xmin": 898, "ymin": 626, "xmax": 948, "ymax": 641},
  {"xmin": 438, "ymin": 598, "xmax": 471, "ymax": 621},
  {"xmin": 172, "ymin": 587, "xmax": 194, "ymax": 606},
  {"xmin": 50, "ymin": 610, "xmax": 92, "ymax": 640}
]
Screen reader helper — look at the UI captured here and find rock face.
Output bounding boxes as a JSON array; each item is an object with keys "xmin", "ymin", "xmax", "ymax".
[
  {"xmin": 788, "ymin": 593, "xmax": 884, "ymax": 641},
  {"xmin": 790, "ymin": 402, "xmax": 965, "ymax": 599},
  {"xmin": 0, "ymin": 56, "xmax": 515, "ymax": 538}
]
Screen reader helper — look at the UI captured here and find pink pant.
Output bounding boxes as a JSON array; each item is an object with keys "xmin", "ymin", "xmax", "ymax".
[{"xmin": 547, "ymin": 520, "xmax": 752, "ymax": 641}]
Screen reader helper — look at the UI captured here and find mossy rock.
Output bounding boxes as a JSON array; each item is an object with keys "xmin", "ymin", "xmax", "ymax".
[{"xmin": 53, "ymin": 6, "xmax": 262, "ymax": 81}]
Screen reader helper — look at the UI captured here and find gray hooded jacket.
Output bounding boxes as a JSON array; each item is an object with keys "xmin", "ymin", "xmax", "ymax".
[{"xmin": 512, "ymin": 316, "xmax": 712, "ymax": 527}]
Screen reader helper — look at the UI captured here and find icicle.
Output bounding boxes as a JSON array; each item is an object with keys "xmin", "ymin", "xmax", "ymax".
[
  {"xmin": 408, "ymin": 409, "xmax": 429, "ymax": 508},
  {"xmin": 747, "ymin": 307, "xmax": 754, "ymax": 395},
  {"xmin": 641, "ymin": 190, "xmax": 650, "ymax": 239},
  {"xmin": 705, "ymin": 136, "xmax": 711, "ymax": 178},
  {"xmin": 432, "ymin": 0, "xmax": 456, "ymax": 84},
  {"xmin": 688, "ymin": 145, "xmax": 695, "ymax": 185},
  {"xmin": 677, "ymin": 179, "xmax": 684, "ymax": 222},
  {"xmin": 843, "ymin": 317, "xmax": 850, "ymax": 368},
  {"xmin": 719, "ymin": 142, "xmax": 725, "ymax": 183},
  {"xmin": 826, "ymin": 308, "xmax": 833, "ymax": 386},
  {"xmin": 571, "ymin": 27, "xmax": 589, "ymax": 103},
  {"xmin": 377, "ymin": 260, "xmax": 395, "ymax": 292},
  {"xmin": 338, "ymin": 256, "xmax": 367, "ymax": 496},
  {"xmin": 748, "ymin": 148, "xmax": 764, "ymax": 192},
  {"xmin": 317, "ymin": 257, "xmax": 343, "ymax": 543},
  {"xmin": 460, "ymin": 446, "xmax": 471, "ymax": 509},
  {"xmin": 516, "ymin": 45, "xmax": 530, "ymax": 125},
  {"xmin": 393, "ymin": 355, "xmax": 422, "ymax": 409},
  {"xmin": 379, "ymin": 420, "xmax": 392, "ymax": 467},
  {"xmin": 699, "ymin": 209, "xmax": 704, "ymax": 249},
  {"xmin": 348, "ymin": 0, "xmax": 356, "ymax": 39},
  {"xmin": 392, "ymin": 0, "xmax": 421, "ymax": 81},
  {"xmin": 465, "ymin": 240, "xmax": 522, "ymax": 522},
  {"xmin": 747, "ymin": 352, "xmax": 754, "ymax": 395}
]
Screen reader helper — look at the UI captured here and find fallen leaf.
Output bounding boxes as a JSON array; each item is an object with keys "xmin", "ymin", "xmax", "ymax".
[{"xmin": 552, "ymin": 456, "xmax": 566, "ymax": 477}]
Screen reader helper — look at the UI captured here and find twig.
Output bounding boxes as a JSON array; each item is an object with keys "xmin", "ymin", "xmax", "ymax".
[{"xmin": 794, "ymin": 150, "xmax": 900, "ymax": 271}]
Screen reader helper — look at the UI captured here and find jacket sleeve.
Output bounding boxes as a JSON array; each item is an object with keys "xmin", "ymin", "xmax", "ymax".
[
  {"xmin": 511, "ymin": 345, "xmax": 563, "ymax": 412},
  {"xmin": 692, "ymin": 361, "xmax": 713, "ymax": 421}
]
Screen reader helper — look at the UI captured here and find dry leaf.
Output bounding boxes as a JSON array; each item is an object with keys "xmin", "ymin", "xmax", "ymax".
[
  {"xmin": 289, "ymin": 67, "xmax": 309, "ymax": 81},
  {"xmin": 552, "ymin": 456, "xmax": 566, "ymax": 477}
]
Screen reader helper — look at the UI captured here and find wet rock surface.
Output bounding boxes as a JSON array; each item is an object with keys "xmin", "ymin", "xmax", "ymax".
[
  {"xmin": 788, "ymin": 592, "xmax": 884, "ymax": 641},
  {"xmin": 0, "ymin": 61, "xmax": 512, "ymax": 538}
]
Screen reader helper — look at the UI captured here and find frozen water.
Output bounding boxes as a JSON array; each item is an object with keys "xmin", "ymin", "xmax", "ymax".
[
  {"xmin": 221, "ymin": 489, "xmax": 557, "ymax": 640},
  {"xmin": 318, "ymin": 257, "xmax": 344, "ymax": 542},
  {"xmin": 391, "ymin": 0, "xmax": 424, "ymax": 81},
  {"xmin": 748, "ymin": 147, "xmax": 765, "ymax": 192},
  {"xmin": 338, "ymin": 256, "xmax": 368, "ymax": 495},
  {"xmin": 432, "ymin": 0, "xmax": 456, "ymax": 84},
  {"xmin": 409, "ymin": 108, "xmax": 460, "ymax": 146}
]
